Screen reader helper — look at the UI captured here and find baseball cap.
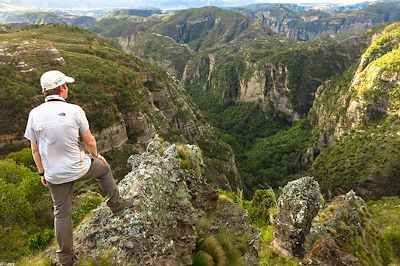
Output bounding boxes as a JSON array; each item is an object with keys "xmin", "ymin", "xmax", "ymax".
[{"xmin": 40, "ymin": 70, "xmax": 75, "ymax": 92}]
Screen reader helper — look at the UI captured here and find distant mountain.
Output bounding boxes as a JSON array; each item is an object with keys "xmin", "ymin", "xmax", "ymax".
[
  {"xmin": 0, "ymin": 10, "xmax": 96, "ymax": 25},
  {"xmin": 0, "ymin": 0, "xmax": 261, "ymax": 9},
  {"xmin": 238, "ymin": 1, "xmax": 400, "ymax": 41}
]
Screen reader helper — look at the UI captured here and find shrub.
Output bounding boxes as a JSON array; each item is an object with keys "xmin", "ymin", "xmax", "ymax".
[
  {"xmin": 0, "ymin": 226, "xmax": 29, "ymax": 261},
  {"xmin": 28, "ymin": 228, "xmax": 54, "ymax": 250},
  {"xmin": 248, "ymin": 189, "xmax": 277, "ymax": 227},
  {"xmin": 5, "ymin": 148, "xmax": 35, "ymax": 170},
  {"xmin": 0, "ymin": 179, "xmax": 35, "ymax": 226},
  {"xmin": 72, "ymin": 195, "xmax": 102, "ymax": 226},
  {"xmin": 193, "ymin": 231, "xmax": 246, "ymax": 266},
  {"xmin": 382, "ymin": 226, "xmax": 400, "ymax": 262},
  {"xmin": 378, "ymin": 237, "xmax": 392, "ymax": 266}
]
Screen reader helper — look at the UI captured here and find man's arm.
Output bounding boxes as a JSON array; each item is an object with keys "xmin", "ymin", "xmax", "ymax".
[
  {"xmin": 31, "ymin": 141, "xmax": 47, "ymax": 187},
  {"xmin": 81, "ymin": 129, "xmax": 107, "ymax": 164}
]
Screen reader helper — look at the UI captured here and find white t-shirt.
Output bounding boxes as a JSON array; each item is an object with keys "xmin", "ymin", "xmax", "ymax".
[{"xmin": 24, "ymin": 95, "xmax": 91, "ymax": 184}]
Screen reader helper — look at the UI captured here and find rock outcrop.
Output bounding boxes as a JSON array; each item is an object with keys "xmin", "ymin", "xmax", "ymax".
[
  {"xmin": 272, "ymin": 176, "xmax": 320, "ymax": 257},
  {"xmin": 71, "ymin": 138, "xmax": 219, "ymax": 265},
  {"xmin": 302, "ymin": 235, "xmax": 361, "ymax": 266},
  {"xmin": 271, "ymin": 177, "xmax": 381, "ymax": 265},
  {"xmin": 303, "ymin": 190, "xmax": 380, "ymax": 266}
]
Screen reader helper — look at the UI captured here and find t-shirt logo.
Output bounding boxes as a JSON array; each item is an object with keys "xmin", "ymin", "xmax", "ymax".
[{"xmin": 58, "ymin": 112, "xmax": 66, "ymax": 116}]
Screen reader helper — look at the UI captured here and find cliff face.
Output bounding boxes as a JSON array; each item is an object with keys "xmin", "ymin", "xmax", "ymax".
[
  {"xmin": 183, "ymin": 34, "xmax": 370, "ymax": 121},
  {"xmin": 118, "ymin": 32, "xmax": 193, "ymax": 80},
  {"xmin": 310, "ymin": 23, "xmax": 400, "ymax": 146},
  {"xmin": 244, "ymin": 2, "xmax": 400, "ymax": 41},
  {"xmin": 151, "ymin": 6, "xmax": 254, "ymax": 51},
  {"xmin": 0, "ymin": 26, "xmax": 205, "ymax": 154}
]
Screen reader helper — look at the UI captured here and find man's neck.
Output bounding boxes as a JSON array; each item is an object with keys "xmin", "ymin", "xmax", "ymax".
[{"xmin": 45, "ymin": 95, "xmax": 66, "ymax": 102}]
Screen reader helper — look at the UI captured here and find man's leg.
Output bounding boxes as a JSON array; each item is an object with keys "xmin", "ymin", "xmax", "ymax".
[
  {"xmin": 80, "ymin": 157, "xmax": 125, "ymax": 210},
  {"xmin": 48, "ymin": 181, "xmax": 74, "ymax": 266}
]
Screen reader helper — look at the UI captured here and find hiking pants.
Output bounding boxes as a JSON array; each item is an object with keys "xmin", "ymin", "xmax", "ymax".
[{"xmin": 47, "ymin": 157, "xmax": 122, "ymax": 266}]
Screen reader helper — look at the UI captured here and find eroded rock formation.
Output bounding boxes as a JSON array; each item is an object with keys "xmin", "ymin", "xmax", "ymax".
[
  {"xmin": 272, "ymin": 176, "xmax": 320, "ymax": 257},
  {"xmin": 70, "ymin": 138, "xmax": 219, "ymax": 265}
]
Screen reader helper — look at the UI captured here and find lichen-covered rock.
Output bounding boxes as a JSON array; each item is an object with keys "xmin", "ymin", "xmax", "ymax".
[
  {"xmin": 303, "ymin": 190, "xmax": 382, "ymax": 266},
  {"xmin": 305, "ymin": 190, "xmax": 367, "ymax": 253},
  {"xmin": 70, "ymin": 138, "xmax": 218, "ymax": 265},
  {"xmin": 302, "ymin": 235, "xmax": 361, "ymax": 266},
  {"xmin": 272, "ymin": 176, "xmax": 320, "ymax": 257}
]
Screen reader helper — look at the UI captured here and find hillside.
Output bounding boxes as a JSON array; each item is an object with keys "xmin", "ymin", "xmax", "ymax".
[
  {"xmin": 88, "ymin": 6, "xmax": 377, "ymax": 120},
  {"xmin": 307, "ymin": 22, "xmax": 400, "ymax": 200},
  {"xmin": 0, "ymin": 24, "xmax": 241, "ymax": 190},
  {"xmin": 84, "ymin": 5, "xmax": 400, "ymax": 200}
]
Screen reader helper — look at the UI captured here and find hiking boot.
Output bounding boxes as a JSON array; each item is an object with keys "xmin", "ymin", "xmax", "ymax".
[{"xmin": 108, "ymin": 198, "xmax": 132, "ymax": 214}]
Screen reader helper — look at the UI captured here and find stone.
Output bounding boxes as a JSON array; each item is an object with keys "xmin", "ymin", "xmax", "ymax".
[
  {"xmin": 305, "ymin": 190, "xmax": 368, "ymax": 255},
  {"xmin": 272, "ymin": 176, "xmax": 320, "ymax": 257},
  {"xmin": 302, "ymin": 235, "xmax": 361, "ymax": 266}
]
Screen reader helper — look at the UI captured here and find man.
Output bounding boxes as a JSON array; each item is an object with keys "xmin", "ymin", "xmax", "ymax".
[{"xmin": 24, "ymin": 70, "xmax": 130, "ymax": 266}]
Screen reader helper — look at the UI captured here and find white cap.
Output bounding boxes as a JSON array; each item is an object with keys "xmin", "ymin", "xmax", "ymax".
[{"xmin": 40, "ymin": 70, "xmax": 75, "ymax": 92}]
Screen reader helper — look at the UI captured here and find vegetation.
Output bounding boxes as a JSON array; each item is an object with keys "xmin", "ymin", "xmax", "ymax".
[
  {"xmin": 0, "ymin": 158, "xmax": 50, "ymax": 261},
  {"xmin": 309, "ymin": 118, "xmax": 400, "ymax": 200},
  {"xmin": 0, "ymin": 147, "xmax": 102, "ymax": 262},
  {"xmin": 368, "ymin": 197, "xmax": 400, "ymax": 265},
  {"xmin": 72, "ymin": 194, "xmax": 103, "ymax": 226},
  {"xmin": 193, "ymin": 233, "xmax": 244, "ymax": 266},
  {"xmin": 241, "ymin": 119, "xmax": 312, "ymax": 192}
]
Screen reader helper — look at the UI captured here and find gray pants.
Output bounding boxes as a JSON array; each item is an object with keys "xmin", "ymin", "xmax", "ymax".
[{"xmin": 48, "ymin": 157, "xmax": 122, "ymax": 266}]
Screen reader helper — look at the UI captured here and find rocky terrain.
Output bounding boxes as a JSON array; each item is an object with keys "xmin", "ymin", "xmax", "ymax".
[
  {"xmin": 272, "ymin": 177, "xmax": 382, "ymax": 266},
  {"xmin": 35, "ymin": 140, "xmax": 383, "ymax": 266},
  {"xmin": 44, "ymin": 138, "xmax": 257, "ymax": 265}
]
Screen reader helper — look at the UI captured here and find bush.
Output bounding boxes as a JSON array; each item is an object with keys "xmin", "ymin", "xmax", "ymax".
[
  {"xmin": 5, "ymin": 148, "xmax": 35, "ymax": 170},
  {"xmin": 0, "ymin": 159, "xmax": 46, "ymax": 203},
  {"xmin": 378, "ymin": 237, "xmax": 392, "ymax": 266},
  {"xmin": 0, "ymin": 226, "xmax": 30, "ymax": 261},
  {"xmin": 193, "ymin": 233, "xmax": 244, "ymax": 266},
  {"xmin": 72, "ymin": 195, "xmax": 102, "ymax": 226},
  {"xmin": 28, "ymin": 229, "xmax": 54, "ymax": 250},
  {"xmin": 382, "ymin": 226, "xmax": 400, "ymax": 262},
  {"xmin": 0, "ymin": 179, "xmax": 35, "ymax": 226},
  {"xmin": 248, "ymin": 189, "xmax": 277, "ymax": 227}
]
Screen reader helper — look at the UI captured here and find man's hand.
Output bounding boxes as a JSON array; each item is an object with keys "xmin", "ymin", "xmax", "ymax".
[{"xmin": 41, "ymin": 175, "xmax": 48, "ymax": 187}]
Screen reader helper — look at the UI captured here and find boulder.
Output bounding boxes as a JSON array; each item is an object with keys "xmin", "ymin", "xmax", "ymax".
[
  {"xmin": 71, "ymin": 138, "xmax": 218, "ymax": 265},
  {"xmin": 272, "ymin": 176, "xmax": 320, "ymax": 257},
  {"xmin": 302, "ymin": 235, "xmax": 361, "ymax": 266}
]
